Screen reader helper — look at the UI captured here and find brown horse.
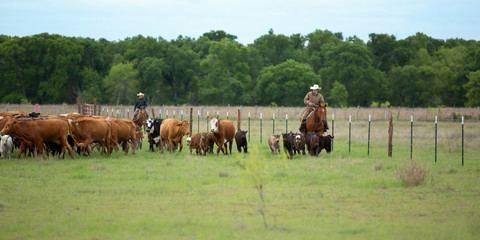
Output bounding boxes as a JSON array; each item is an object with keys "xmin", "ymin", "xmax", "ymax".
[
  {"xmin": 303, "ymin": 104, "xmax": 327, "ymax": 139},
  {"xmin": 134, "ymin": 108, "xmax": 147, "ymax": 132}
]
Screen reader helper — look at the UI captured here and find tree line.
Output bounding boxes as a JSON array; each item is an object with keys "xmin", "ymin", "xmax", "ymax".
[{"xmin": 1, "ymin": 30, "xmax": 479, "ymax": 107}]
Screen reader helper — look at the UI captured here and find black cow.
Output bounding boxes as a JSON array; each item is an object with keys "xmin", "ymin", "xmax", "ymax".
[
  {"xmin": 318, "ymin": 135, "xmax": 334, "ymax": 154},
  {"xmin": 235, "ymin": 130, "xmax": 248, "ymax": 153},
  {"xmin": 306, "ymin": 132, "xmax": 320, "ymax": 156},
  {"xmin": 293, "ymin": 133, "xmax": 306, "ymax": 155},
  {"xmin": 146, "ymin": 118, "xmax": 164, "ymax": 152},
  {"xmin": 282, "ymin": 133, "xmax": 295, "ymax": 159},
  {"xmin": 29, "ymin": 112, "xmax": 41, "ymax": 118}
]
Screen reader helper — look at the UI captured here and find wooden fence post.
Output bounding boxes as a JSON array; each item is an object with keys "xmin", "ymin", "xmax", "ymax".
[{"xmin": 388, "ymin": 112, "xmax": 393, "ymax": 157}]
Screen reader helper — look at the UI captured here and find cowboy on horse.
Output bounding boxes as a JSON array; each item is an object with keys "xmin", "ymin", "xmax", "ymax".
[
  {"xmin": 133, "ymin": 92, "xmax": 147, "ymax": 121},
  {"xmin": 299, "ymin": 84, "xmax": 329, "ymax": 133}
]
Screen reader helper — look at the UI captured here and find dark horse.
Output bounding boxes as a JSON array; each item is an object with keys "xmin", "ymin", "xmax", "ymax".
[{"xmin": 303, "ymin": 104, "xmax": 327, "ymax": 139}]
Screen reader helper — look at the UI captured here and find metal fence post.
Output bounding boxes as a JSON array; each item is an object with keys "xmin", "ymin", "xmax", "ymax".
[
  {"xmin": 197, "ymin": 110, "xmax": 200, "ymax": 133},
  {"xmin": 285, "ymin": 114, "xmax": 288, "ymax": 133},
  {"xmin": 349, "ymin": 115, "xmax": 351, "ymax": 153},
  {"xmin": 368, "ymin": 114, "xmax": 371, "ymax": 156},
  {"xmin": 260, "ymin": 113, "xmax": 263, "ymax": 144},
  {"xmin": 462, "ymin": 116, "xmax": 464, "ymax": 166},
  {"xmin": 410, "ymin": 115, "xmax": 413, "ymax": 160},
  {"xmin": 206, "ymin": 111, "xmax": 209, "ymax": 133},
  {"xmin": 435, "ymin": 116, "xmax": 437, "ymax": 163},
  {"xmin": 248, "ymin": 112, "xmax": 251, "ymax": 142},
  {"xmin": 331, "ymin": 114, "xmax": 335, "ymax": 152},
  {"xmin": 273, "ymin": 113, "xmax": 275, "ymax": 135}
]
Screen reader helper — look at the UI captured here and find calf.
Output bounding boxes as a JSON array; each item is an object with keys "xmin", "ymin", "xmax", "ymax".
[
  {"xmin": 306, "ymin": 132, "xmax": 321, "ymax": 156},
  {"xmin": 293, "ymin": 133, "xmax": 306, "ymax": 155},
  {"xmin": 146, "ymin": 118, "xmax": 164, "ymax": 152},
  {"xmin": 268, "ymin": 135, "xmax": 280, "ymax": 154},
  {"xmin": 0, "ymin": 135, "xmax": 13, "ymax": 159},
  {"xmin": 187, "ymin": 133, "xmax": 207, "ymax": 155},
  {"xmin": 282, "ymin": 133, "xmax": 295, "ymax": 159},
  {"xmin": 235, "ymin": 130, "xmax": 248, "ymax": 153},
  {"xmin": 205, "ymin": 133, "xmax": 216, "ymax": 154},
  {"xmin": 318, "ymin": 135, "xmax": 334, "ymax": 153},
  {"xmin": 210, "ymin": 118, "xmax": 235, "ymax": 155}
]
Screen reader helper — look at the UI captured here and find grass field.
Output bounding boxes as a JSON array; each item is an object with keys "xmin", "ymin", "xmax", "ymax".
[{"xmin": 0, "ymin": 120, "xmax": 479, "ymax": 239}]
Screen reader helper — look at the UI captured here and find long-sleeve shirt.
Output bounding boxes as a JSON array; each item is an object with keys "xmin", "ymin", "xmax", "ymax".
[
  {"xmin": 303, "ymin": 91, "xmax": 324, "ymax": 107},
  {"xmin": 134, "ymin": 98, "xmax": 147, "ymax": 111}
]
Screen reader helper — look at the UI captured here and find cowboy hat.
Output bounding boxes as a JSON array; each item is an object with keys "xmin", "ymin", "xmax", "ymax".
[
  {"xmin": 310, "ymin": 84, "xmax": 321, "ymax": 90},
  {"xmin": 137, "ymin": 92, "xmax": 145, "ymax": 96}
]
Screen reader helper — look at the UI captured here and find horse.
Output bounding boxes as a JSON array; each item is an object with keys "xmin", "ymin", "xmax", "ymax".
[
  {"xmin": 303, "ymin": 104, "xmax": 327, "ymax": 139},
  {"xmin": 134, "ymin": 108, "xmax": 148, "ymax": 132}
]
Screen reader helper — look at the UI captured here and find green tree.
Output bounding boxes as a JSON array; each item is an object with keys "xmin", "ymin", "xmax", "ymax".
[
  {"xmin": 320, "ymin": 40, "xmax": 386, "ymax": 106},
  {"xmin": 464, "ymin": 70, "xmax": 480, "ymax": 106},
  {"xmin": 137, "ymin": 57, "xmax": 172, "ymax": 105},
  {"xmin": 198, "ymin": 39, "xmax": 251, "ymax": 105},
  {"xmin": 103, "ymin": 62, "xmax": 138, "ymax": 105},
  {"xmin": 255, "ymin": 59, "xmax": 320, "ymax": 106},
  {"xmin": 367, "ymin": 33, "xmax": 397, "ymax": 72},
  {"xmin": 328, "ymin": 81, "xmax": 348, "ymax": 107}
]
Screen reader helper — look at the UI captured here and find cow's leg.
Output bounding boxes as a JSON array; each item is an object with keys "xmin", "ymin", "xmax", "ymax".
[
  {"xmin": 179, "ymin": 140, "xmax": 183, "ymax": 152},
  {"xmin": 130, "ymin": 140, "xmax": 136, "ymax": 155},
  {"xmin": 168, "ymin": 139, "xmax": 175, "ymax": 153},
  {"xmin": 216, "ymin": 140, "xmax": 224, "ymax": 155},
  {"xmin": 16, "ymin": 142, "xmax": 26, "ymax": 159},
  {"xmin": 65, "ymin": 138, "xmax": 75, "ymax": 159},
  {"xmin": 229, "ymin": 141, "xmax": 232, "ymax": 155},
  {"xmin": 35, "ymin": 141, "xmax": 46, "ymax": 160}
]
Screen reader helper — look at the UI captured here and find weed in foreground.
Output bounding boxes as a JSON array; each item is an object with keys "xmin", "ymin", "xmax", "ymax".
[
  {"xmin": 398, "ymin": 159, "xmax": 428, "ymax": 187},
  {"xmin": 240, "ymin": 145, "xmax": 270, "ymax": 229}
]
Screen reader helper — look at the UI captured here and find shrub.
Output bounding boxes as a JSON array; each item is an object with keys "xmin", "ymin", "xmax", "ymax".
[{"xmin": 398, "ymin": 160, "xmax": 428, "ymax": 187}]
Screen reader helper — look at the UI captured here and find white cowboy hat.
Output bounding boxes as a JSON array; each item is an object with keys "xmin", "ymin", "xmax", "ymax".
[
  {"xmin": 137, "ymin": 92, "xmax": 145, "ymax": 96},
  {"xmin": 310, "ymin": 84, "xmax": 321, "ymax": 90}
]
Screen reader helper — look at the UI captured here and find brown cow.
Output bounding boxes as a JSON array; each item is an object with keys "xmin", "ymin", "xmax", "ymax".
[
  {"xmin": 209, "ymin": 118, "xmax": 235, "ymax": 155},
  {"xmin": 107, "ymin": 118, "xmax": 137, "ymax": 154},
  {"xmin": 205, "ymin": 133, "xmax": 216, "ymax": 154},
  {"xmin": 268, "ymin": 135, "xmax": 281, "ymax": 154},
  {"xmin": 159, "ymin": 119, "xmax": 190, "ymax": 153},
  {"xmin": 186, "ymin": 133, "xmax": 207, "ymax": 155},
  {"xmin": 68, "ymin": 118, "xmax": 112, "ymax": 156},
  {"xmin": 0, "ymin": 111, "xmax": 28, "ymax": 117},
  {"xmin": 0, "ymin": 118, "xmax": 75, "ymax": 159}
]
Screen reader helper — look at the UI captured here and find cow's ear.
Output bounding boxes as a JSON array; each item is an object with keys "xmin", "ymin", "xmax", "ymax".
[{"xmin": 176, "ymin": 122, "xmax": 183, "ymax": 126}]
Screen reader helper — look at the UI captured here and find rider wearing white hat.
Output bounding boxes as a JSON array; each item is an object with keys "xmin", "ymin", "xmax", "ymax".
[
  {"xmin": 299, "ymin": 84, "xmax": 327, "ymax": 133},
  {"xmin": 133, "ymin": 92, "xmax": 147, "ymax": 121}
]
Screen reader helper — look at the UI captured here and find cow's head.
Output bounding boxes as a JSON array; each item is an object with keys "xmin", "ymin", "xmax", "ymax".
[
  {"xmin": 177, "ymin": 120, "xmax": 190, "ymax": 135},
  {"xmin": 210, "ymin": 118, "xmax": 219, "ymax": 133},
  {"xmin": 186, "ymin": 137, "xmax": 192, "ymax": 146},
  {"xmin": 0, "ymin": 119, "xmax": 16, "ymax": 136},
  {"xmin": 146, "ymin": 118, "xmax": 154, "ymax": 132},
  {"xmin": 295, "ymin": 135, "xmax": 301, "ymax": 144}
]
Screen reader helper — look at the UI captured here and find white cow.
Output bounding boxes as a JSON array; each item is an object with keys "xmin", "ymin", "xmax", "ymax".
[{"xmin": 0, "ymin": 135, "xmax": 14, "ymax": 159}]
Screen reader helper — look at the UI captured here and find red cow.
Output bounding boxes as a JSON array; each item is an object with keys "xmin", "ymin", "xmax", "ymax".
[{"xmin": 209, "ymin": 118, "xmax": 235, "ymax": 155}]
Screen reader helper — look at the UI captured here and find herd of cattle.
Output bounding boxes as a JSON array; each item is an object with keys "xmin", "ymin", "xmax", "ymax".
[{"xmin": 0, "ymin": 110, "xmax": 332, "ymax": 160}]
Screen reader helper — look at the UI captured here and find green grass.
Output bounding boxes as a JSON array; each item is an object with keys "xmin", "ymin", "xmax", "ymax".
[{"xmin": 1, "ymin": 121, "xmax": 479, "ymax": 239}]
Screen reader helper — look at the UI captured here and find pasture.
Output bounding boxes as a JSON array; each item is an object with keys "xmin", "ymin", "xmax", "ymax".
[{"xmin": 0, "ymin": 116, "xmax": 479, "ymax": 239}]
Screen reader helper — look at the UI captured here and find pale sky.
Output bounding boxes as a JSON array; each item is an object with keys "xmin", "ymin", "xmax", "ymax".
[{"xmin": 1, "ymin": 0, "xmax": 479, "ymax": 45}]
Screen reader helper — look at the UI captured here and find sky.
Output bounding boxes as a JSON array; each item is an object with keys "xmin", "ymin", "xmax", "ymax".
[{"xmin": 1, "ymin": 0, "xmax": 479, "ymax": 45}]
